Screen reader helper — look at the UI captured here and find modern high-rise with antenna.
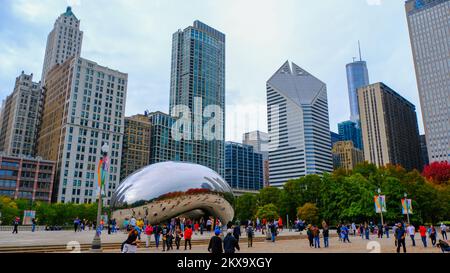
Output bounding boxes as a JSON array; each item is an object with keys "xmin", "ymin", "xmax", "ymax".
[{"xmin": 345, "ymin": 41, "xmax": 370, "ymax": 123}]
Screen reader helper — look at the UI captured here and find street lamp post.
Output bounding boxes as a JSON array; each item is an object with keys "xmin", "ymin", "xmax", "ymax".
[
  {"xmin": 404, "ymin": 193, "xmax": 410, "ymax": 225},
  {"xmin": 91, "ymin": 142, "xmax": 109, "ymax": 252},
  {"xmin": 377, "ymin": 188, "xmax": 384, "ymax": 226}
]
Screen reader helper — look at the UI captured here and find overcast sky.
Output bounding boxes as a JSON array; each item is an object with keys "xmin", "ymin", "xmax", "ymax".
[{"xmin": 0, "ymin": 0, "xmax": 424, "ymax": 142}]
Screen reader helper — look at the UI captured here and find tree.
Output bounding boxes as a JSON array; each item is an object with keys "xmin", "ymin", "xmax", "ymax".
[
  {"xmin": 0, "ymin": 197, "xmax": 19, "ymax": 225},
  {"xmin": 422, "ymin": 161, "xmax": 450, "ymax": 186},
  {"xmin": 256, "ymin": 204, "xmax": 279, "ymax": 221},
  {"xmin": 297, "ymin": 203, "xmax": 319, "ymax": 225},
  {"xmin": 258, "ymin": 187, "xmax": 281, "ymax": 207},
  {"xmin": 235, "ymin": 193, "xmax": 258, "ymax": 221}
]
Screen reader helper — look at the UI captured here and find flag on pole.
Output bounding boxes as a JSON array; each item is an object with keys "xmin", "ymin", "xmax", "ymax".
[
  {"xmin": 402, "ymin": 198, "xmax": 413, "ymax": 214},
  {"xmin": 374, "ymin": 195, "xmax": 387, "ymax": 213},
  {"xmin": 97, "ymin": 155, "xmax": 109, "ymax": 197}
]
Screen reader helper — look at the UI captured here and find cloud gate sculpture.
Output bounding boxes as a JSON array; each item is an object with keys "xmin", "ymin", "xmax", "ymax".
[{"xmin": 111, "ymin": 162, "xmax": 235, "ymax": 225}]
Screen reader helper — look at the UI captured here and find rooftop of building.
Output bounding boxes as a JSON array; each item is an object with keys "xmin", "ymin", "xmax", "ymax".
[
  {"xmin": 358, "ymin": 82, "xmax": 416, "ymax": 109},
  {"xmin": 406, "ymin": 0, "xmax": 449, "ymax": 14}
]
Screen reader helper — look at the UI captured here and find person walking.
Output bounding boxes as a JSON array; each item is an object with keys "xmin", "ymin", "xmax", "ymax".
[
  {"xmin": 153, "ymin": 223, "xmax": 161, "ymax": 249},
  {"xmin": 351, "ymin": 223, "xmax": 356, "ymax": 237},
  {"xmin": 166, "ymin": 230, "xmax": 174, "ymax": 251},
  {"xmin": 144, "ymin": 224, "xmax": 153, "ymax": 248},
  {"xmin": 73, "ymin": 217, "xmax": 80, "ymax": 233},
  {"xmin": 223, "ymin": 229, "xmax": 240, "ymax": 253},
  {"xmin": 12, "ymin": 217, "xmax": 20, "ymax": 234},
  {"xmin": 429, "ymin": 225, "xmax": 437, "ymax": 247},
  {"xmin": 184, "ymin": 224, "xmax": 193, "ymax": 250},
  {"xmin": 31, "ymin": 218, "xmax": 37, "ymax": 233},
  {"xmin": 208, "ymin": 229, "xmax": 223, "ymax": 254},
  {"xmin": 396, "ymin": 223, "xmax": 407, "ymax": 253},
  {"xmin": 407, "ymin": 224, "xmax": 416, "ymax": 247},
  {"xmin": 419, "ymin": 225, "xmax": 427, "ymax": 248},
  {"xmin": 200, "ymin": 218, "xmax": 204, "ymax": 235},
  {"xmin": 175, "ymin": 226, "xmax": 182, "ymax": 250},
  {"xmin": 384, "ymin": 224, "xmax": 390, "ymax": 238},
  {"xmin": 206, "ymin": 218, "xmax": 212, "ymax": 233},
  {"xmin": 161, "ymin": 224, "xmax": 169, "ymax": 252},
  {"xmin": 270, "ymin": 221, "xmax": 277, "ymax": 243},
  {"xmin": 359, "ymin": 224, "xmax": 364, "ymax": 239},
  {"xmin": 307, "ymin": 224, "xmax": 314, "ymax": 247},
  {"xmin": 377, "ymin": 223, "xmax": 384, "ymax": 239},
  {"xmin": 323, "ymin": 224, "xmax": 330, "ymax": 248},
  {"xmin": 246, "ymin": 223, "xmax": 254, "ymax": 248},
  {"xmin": 337, "ymin": 224, "xmax": 342, "ymax": 242},
  {"xmin": 313, "ymin": 225, "xmax": 320, "ymax": 248},
  {"xmin": 233, "ymin": 223, "xmax": 241, "ymax": 242},
  {"xmin": 122, "ymin": 226, "xmax": 140, "ymax": 253},
  {"xmin": 365, "ymin": 223, "xmax": 370, "ymax": 240},
  {"xmin": 440, "ymin": 223, "xmax": 448, "ymax": 240},
  {"xmin": 342, "ymin": 225, "xmax": 351, "ymax": 243}
]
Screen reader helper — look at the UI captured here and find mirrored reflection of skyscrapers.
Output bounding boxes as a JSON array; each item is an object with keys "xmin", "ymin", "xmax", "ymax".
[{"xmin": 406, "ymin": 0, "xmax": 450, "ymax": 163}]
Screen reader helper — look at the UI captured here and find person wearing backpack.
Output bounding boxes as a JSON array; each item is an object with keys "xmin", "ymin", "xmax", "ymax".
[
  {"xmin": 145, "ymin": 224, "xmax": 153, "ymax": 248},
  {"xmin": 246, "ymin": 223, "xmax": 254, "ymax": 248}
]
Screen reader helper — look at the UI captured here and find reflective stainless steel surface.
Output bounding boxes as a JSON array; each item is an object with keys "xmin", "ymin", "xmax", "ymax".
[{"xmin": 111, "ymin": 162, "xmax": 235, "ymax": 225}]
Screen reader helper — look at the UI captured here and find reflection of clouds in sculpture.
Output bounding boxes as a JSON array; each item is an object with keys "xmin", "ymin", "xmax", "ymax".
[{"xmin": 111, "ymin": 162, "xmax": 234, "ymax": 225}]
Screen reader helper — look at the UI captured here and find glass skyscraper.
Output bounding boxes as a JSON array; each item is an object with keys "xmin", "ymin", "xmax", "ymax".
[
  {"xmin": 346, "ymin": 58, "xmax": 369, "ymax": 123},
  {"xmin": 169, "ymin": 21, "xmax": 225, "ymax": 176},
  {"xmin": 406, "ymin": 0, "xmax": 450, "ymax": 163},
  {"xmin": 225, "ymin": 142, "xmax": 263, "ymax": 191},
  {"xmin": 338, "ymin": 121, "xmax": 363, "ymax": 150}
]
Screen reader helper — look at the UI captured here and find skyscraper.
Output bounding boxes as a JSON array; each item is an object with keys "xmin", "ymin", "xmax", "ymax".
[
  {"xmin": 338, "ymin": 120, "xmax": 363, "ymax": 150},
  {"xmin": 405, "ymin": 0, "xmax": 450, "ymax": 163},
  {"xmin": 41, "ymin": 7, "xmax": 83, "ymax": 84},
  {"xmin": 332, "ymin": 141, "xmax": 364, "ymax": 171},
  {"xmin": 225, "ymin": 142, "xmax": 263, "ymax": 191},
  {"xmin": 37, "ymin": 57, "xmax": 127, "ymax": 204},
  {"xmin": 120, "ymin": 114, "xmax": 151, "ymax": 181},
  {"xmin": 243, "ymin": 131, "xmax": 269, "ymax": 186},
  {"xmin": 0, "ymin": 72, "xmax": 42, "ymax": 157},
  {"xmin": 169, "ymin": 21, "xmax": 225, "ymax": 176},
  {"xmin": 358, "ymin": 82, "xmax": 422, "ymax": 171},
  {"xmin": 267, "ymin": 61, "xmax": 333, "ymax": 187},
  {"xmin": 346, "ymin": 43, "xmax": 370, "ymax": 123}
]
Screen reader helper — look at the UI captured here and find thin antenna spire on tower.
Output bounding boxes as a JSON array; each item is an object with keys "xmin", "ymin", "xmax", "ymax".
[{"xmin": 358, "ymin": 40, "xmax": 362, "ymax": 61}]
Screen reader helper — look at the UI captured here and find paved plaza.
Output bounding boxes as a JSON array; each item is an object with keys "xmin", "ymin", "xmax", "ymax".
[
  {"xmin": 0, "ymin": 229, "xmax": 445, "ymax": 253},
  {"xmin": 103, "ymin": 236, "xmax": 442, "ymax": 254}
]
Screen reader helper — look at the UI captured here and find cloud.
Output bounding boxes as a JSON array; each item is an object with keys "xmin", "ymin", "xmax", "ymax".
[{"xmin": 0, "ymin": 0, "xmax": 424, "ymax": 142}]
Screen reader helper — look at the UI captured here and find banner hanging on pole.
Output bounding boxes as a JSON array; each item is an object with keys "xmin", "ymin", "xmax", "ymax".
[
  {"xmin": 402, "ymin": 198, "xmax": 413, "ymax": 215},
  {"xmin": 374, "ymin": 195, "xmax": 387, "ymax": 213}
]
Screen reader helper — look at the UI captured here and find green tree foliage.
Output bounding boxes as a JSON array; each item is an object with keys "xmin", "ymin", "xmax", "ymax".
[
  {"xmin": 258, "ymin": 187, "xmax": 281, "ymax": 207},
  {"xmin": 235, "ymin": 193, "xmax": 258, "ymax": 221},
  {"xmin": 0, "ymin": 199, "xmax": 98, "ymax": 226},
  {"xmin": 234, "ymin": 164, "xmax": 450, "ymax": 225},
  {"xmin": 297, "ymin": 203, "xmax": 319, "ymax": 225},
  {"xmin": 256, "ymin": 204, "xmax": 279, "ymax": 221}
]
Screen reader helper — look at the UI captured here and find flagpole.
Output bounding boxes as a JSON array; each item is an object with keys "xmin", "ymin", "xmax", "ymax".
[
  {"xmin": 377, "ymin": 188, "xmax": 384, "ymax": 226},
  {"xmin": 404, "ymin": 193, "xmax": 410, "ymax": 225},
  {"xmin": 91, "ymin": 142, "xmax": 109, "ymax": 252}
]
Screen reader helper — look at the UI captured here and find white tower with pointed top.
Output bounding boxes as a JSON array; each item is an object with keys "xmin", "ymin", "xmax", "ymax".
[
  {"xmin": 266, "ymin": 61, "xmax": 333, "ymax": 187},
  {"xmin": 41, "ymin": 6, "xmax": 83, "ymax": 84}
]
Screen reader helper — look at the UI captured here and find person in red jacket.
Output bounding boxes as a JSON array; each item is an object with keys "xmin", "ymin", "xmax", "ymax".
[
  {"xmin": 194, "ymin": 222, "xmax": 199, "ymax": 235},
  {"xmin": 144, "ymin": 225, "xmax": 153, "ymax": 248},
  {"xmin": 419, "ymin": 225, "xmax": 427, "ymax": 247},
  {"xmin": 184, "ymin": 225, "xmax": 193, "ymax": 250}
]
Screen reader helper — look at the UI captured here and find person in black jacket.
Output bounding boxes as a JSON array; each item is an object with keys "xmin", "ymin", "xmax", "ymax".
[
  {"xmin": 208, "ymin": 229, "xmax": 223, "ymax": 254},
  {"xmin": 233, "ymin": 223, "xmax": 241, "ymax": 242},
  {"xmin": 224, "ymin": 229, "xmax": 240, "ymax": 253}
]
